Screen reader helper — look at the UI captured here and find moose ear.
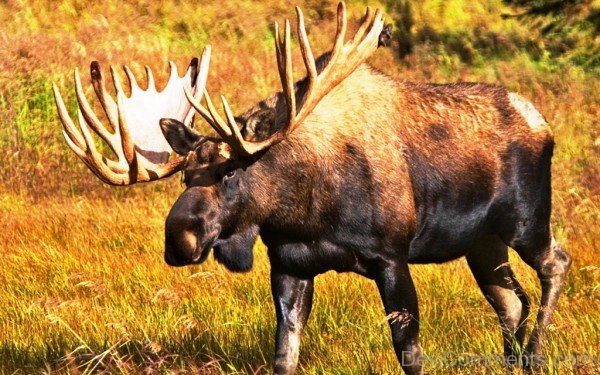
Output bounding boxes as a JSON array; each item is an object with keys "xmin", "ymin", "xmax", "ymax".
[
  {"xmin": 245, "ymin": 109, "xmax": 277, "ymax": 141},
  {"xmin": 378, "ymin": 23, "xmax": 393, "ymax": 47},
  {"xmin": 159, "ymin": 118, "xmax": 203, "ymax": 155}
]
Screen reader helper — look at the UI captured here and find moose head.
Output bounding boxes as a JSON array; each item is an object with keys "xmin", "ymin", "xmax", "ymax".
[{"xmin": 54, "ymin": 2, "xmax": 385, "ymax": 271}]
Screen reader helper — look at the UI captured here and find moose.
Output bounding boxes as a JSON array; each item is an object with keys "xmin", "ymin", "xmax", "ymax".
[{"xmin": 53, "ymin": 2, "xmax": 571, "ymax": 374}]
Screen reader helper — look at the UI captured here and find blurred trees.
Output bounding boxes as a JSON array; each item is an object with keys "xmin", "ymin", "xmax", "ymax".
[
  {"xmin": 502, "ymin": 0, "xmax": 599, "ymax": 67},
  {"xmin": 383, "ymin": 0, "xmax": 598, "ymax": 69},
  {"xmin": 389, "ymin": 0, "xmax": 415, "ymax": 58}
]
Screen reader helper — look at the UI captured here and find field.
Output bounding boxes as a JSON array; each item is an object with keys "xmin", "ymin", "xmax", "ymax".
[{"xmin": 0, "ymin": 0, "xmax": 598, "ymax": 373}]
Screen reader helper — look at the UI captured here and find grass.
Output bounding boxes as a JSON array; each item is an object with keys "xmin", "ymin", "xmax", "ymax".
[
  {"xmin": 0, "ymin": 0, "xmax": 599, "ymax": 373},
  {"xmin": 1, "ymin": 194, "xmax": 598, "ymax": 373}
]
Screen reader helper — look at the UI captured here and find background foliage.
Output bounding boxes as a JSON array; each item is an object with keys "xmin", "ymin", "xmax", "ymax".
[{"xmin": 0, "ymin": 0, "xmax": 598, "ymax": 373}]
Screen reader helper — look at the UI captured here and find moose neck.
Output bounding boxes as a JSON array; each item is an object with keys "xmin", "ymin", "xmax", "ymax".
[
  {"xmin": 242, "ymin": 139, "xmax": 320, "ymax": 239},
  {"xmin": 238, "ymin": 63, "xmax": 412, "ymax": 242}
]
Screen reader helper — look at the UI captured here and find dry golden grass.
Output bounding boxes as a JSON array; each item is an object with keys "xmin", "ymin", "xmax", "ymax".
[{"xmin": 0, "ymin": 0, "xmax": 598, "ymax": 373}]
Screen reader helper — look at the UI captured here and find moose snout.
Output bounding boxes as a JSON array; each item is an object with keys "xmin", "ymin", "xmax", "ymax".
[
  {"xmin": 164, "ymin": 209, "xmax": 222, "ymax": 267},
  {"xmin": 164, "ymin": 223, "xmax": 199, "ymax": 266}
]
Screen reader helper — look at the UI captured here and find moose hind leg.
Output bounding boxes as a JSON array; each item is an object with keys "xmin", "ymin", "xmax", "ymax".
[
  {"xmin": 466, "ymin": 236, "xmax": 530, "ymax": 364},
  {"xmin": 513, "ymin": 236, "xmax": 571, "ymax": 368},
  {"xmin": 374, "ymin": 261, "xmax": 423, "ymax": 375}
]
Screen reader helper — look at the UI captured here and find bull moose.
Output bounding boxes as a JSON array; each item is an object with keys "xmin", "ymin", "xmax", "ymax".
[{"xmin": 53, "ymin": 2, "xmax": 571, "ymax": 374}]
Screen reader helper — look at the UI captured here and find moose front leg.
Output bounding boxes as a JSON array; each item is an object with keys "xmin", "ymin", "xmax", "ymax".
[
  {"xmin": 271, "ymin": 270, "xmax": 314, "ymax": 375},
  {"xmin": 374, "ymin": 261, "xmax": 423, "ymax": 375}
]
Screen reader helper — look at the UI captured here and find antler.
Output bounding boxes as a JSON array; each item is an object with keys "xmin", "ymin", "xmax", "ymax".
[
  {"xmin": 184, "ymin": 1, "xmax": 384, "ymax": 158},
  {"xmin": 53, "ymin": 47, "xmax": 211, "ymax": 185}
]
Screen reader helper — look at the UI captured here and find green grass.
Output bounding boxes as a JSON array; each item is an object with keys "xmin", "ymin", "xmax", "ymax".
[{"xmin": 0, "ymin": 0, "xmax": 598, "ymax": 373}]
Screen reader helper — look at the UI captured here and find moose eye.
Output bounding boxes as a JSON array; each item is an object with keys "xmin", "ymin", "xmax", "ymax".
[{"xmin": 223, "ymin": 168, "xmax": 236, "ymax": 180}]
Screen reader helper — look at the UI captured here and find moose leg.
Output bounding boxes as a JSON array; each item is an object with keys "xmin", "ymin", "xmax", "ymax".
[
  {"xmin": 513, "ymin": 236, "xmax": 571, "ymax": 369},
  {"xmin": 374, "ymin": 261, "xmax": 423, "ymax": 375},
  {"xmin": 466, "ymin": 236, "xmax": 530, "ymax": 366},
  {"xmin": 271, "ymin": 270, "xmax": 314, "ymax": 375}
]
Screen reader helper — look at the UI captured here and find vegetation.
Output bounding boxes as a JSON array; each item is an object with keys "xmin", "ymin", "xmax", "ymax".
[{"xmin": 0, "ymin": 0, "xmax": 598, "ymax": 373}]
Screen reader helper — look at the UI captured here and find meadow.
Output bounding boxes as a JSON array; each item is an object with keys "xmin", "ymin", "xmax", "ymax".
[{"xmin": 0, "ymin": 0, "xmax": 598, "ymax": 373}]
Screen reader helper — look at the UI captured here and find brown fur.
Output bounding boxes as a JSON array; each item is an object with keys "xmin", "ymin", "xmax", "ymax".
[{"xmin": 241, "ymin": 64, "xmax": 553, "ymax": 245}]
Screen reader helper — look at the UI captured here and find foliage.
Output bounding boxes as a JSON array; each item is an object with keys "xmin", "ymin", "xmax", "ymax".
[{"xmin": 502, "ymin": 0, "xmax": 600, "ymax": 67}]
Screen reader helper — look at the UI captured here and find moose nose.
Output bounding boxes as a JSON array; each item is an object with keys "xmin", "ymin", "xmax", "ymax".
[
  {"xmin": 164, "ymin": 225, "xmax": 199, "ymax": 265},
  {"xmin": 164, "ymin": 209, "xmax": 201, "ymax": 263}
]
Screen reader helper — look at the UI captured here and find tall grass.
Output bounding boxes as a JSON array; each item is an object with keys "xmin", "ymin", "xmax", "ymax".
[{"xmin": 0, "ymin": 0, "xmax": 598, "ymax": 373}]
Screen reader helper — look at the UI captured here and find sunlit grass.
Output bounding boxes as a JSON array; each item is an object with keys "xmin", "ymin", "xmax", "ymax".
[{"xmin": 1, "ymin": 193, "xmax": 598, "ymax": 373}]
